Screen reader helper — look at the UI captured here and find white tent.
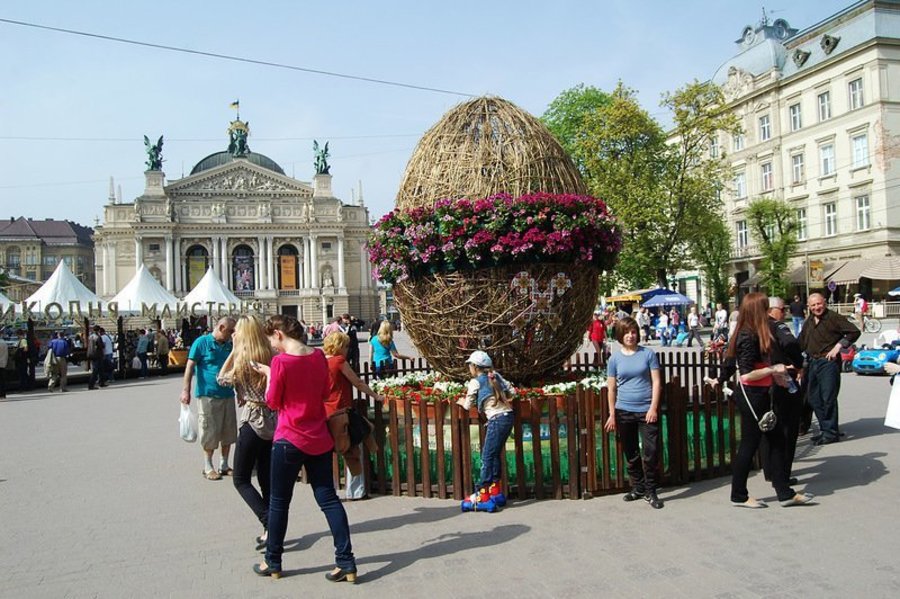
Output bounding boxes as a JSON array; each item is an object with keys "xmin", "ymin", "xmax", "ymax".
[
  {"xmin": 24, "ymin": 260, "xmax": 101, "ymax": 312},
  {"xmin": 182, "ymin": 267, "xmax": 241, "ymax": 311},
  {"xmin": 0, "ymin": 290, "xmax": 13, "ymax": 308},
  {"xmin": 110, "ymin": 265, "xmax": 180, "ymax": 314}
]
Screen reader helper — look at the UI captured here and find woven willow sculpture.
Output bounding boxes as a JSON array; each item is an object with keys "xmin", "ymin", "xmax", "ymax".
[
  {"xmin": 393, "ymin": 97, "xmax": 602, "ymax": 383},
  {"xmin": 396, "ymin": 97, "xmax": 587, "ymax": 211}
]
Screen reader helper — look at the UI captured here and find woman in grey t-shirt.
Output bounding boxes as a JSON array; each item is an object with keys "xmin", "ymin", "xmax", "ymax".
[{"xmin": 604, "ymin": 316, "xmax": 663, "ymax": 508}]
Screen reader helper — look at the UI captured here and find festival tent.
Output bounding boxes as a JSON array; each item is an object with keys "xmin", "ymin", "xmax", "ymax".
[
  {"xmin": 181, "ymin": 267, "xmax": 241, "ymax": 310},
  {"xmin": 641, "ymin": 291, "xmax": 695, "ymax": 308},
  {"xmin": 110, "ymin": 265, "xmax": 179, "ymax": 314},
  {"xmin": 0, "ymin": 290, "xmax": 13, "ymax": 308},
  {"xmin": 23, "ymin": 260, "xmax": 100, "ymax": 312}
]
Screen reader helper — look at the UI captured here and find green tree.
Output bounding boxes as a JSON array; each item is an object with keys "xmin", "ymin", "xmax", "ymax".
[
  {"xmin": 543, "ymin": 81, "xmax": 740, "ymax": 289},
  {"xmin": 541, "ymin": 84, "xmax": 611, "ymax": 173},
  {"xmin": 747, "ymin": 198, "xmax": 798, "ymax": 298},
  {"xmin": 689, "ymin": 211, "xmax": 733, "ymax": 305}
]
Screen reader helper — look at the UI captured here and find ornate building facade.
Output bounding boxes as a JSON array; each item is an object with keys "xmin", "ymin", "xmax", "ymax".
[
  {"xmin": 93, "ymin": 119, "xmax": 378, "ymax": 322},
  {"xmin": 709, "ymin": 1, "xmax": 900, "ymax": 301},
  {"xmin": 0, "ymin": 217, "xmax": 95, "ymax": 301}
]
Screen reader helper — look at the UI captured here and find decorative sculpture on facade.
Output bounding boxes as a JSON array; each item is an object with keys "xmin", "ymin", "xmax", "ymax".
[
  {"xmin": 313, "ymin": 140, "xmax": 331, "ymax": 175},
  {"xmin": 144, "ymin": 135, "xmax": 164, "ymax": 171}
]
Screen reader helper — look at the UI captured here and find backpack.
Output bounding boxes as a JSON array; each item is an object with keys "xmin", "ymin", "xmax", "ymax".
[{"xmin": 91, "ymin": 334, "xmax": 104, "ymax": 360}]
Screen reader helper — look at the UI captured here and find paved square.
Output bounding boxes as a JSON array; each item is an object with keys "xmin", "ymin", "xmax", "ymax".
[{"xmin": 2, "ymin": 345, "xmax": 899, "ymax": 598}]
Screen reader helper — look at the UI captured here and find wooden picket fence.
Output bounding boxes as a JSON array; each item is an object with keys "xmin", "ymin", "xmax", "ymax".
[{"xmin": 330, "ymin": 349, "xmax": 739, "ymax": 500}]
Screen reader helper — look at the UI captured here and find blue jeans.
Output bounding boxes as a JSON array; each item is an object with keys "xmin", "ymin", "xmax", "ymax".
[
  {"xmin": 807, "ymin": 358, "xmax": 841, "ymax": 441},
  {"xmin": 138, "ymin": 352, "xmax": 149, "ymax": 378},
  {"xmin": 265, "ymin": 440, "xmax": 355, "ymax": 572},
  {"xmin": 478, "ymin": 412, "xmax": 513, "ymax": 489},
  {"xmin": 792, "ymin": 317, "xmax": 803, "ymax": 337}
]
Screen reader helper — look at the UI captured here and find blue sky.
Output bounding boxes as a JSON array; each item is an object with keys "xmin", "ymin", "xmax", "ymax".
[{"xmin": 1, "ymin": 0, "xmax": 851, "ymax": 227}]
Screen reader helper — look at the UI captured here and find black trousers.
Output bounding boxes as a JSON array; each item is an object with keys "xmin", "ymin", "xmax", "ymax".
[
  {"xmin": 616, "ymin": 409, "xmax": 660, "ymax": 493},
  {"xmin": 732, "ymin": 385, "xmax": 795, "ymax": 502},
  {"xmin": 233, "ymin": 422, "xmax": 273, "ymax": 529}
]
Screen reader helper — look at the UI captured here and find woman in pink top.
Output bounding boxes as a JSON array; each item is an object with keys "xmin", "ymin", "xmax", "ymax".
[{"xmin": 250, "ymin": 315, "xmax": 357, "ymax": 583}]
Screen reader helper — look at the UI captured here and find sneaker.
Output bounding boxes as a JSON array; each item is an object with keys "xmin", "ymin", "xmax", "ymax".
[
  {"xmin": 622, "ymin": 490, "xmax": 645, "ymax": 502},
  {"xmin": 645, "ymin": 491, "xmax": 664, "ymax": 509},
  {"xmin": 780, "ymin": 492, "xmax": 814, "ymax": 507}
]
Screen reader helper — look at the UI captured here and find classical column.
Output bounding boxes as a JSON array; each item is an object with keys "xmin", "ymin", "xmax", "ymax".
[
  {"xmin": 99, "ymin": 242, "xmax": 107, "ymax": 295},
  {"xmin": 220, "ymin": 237, "xmax": 229, "ymax": 285},
  {"xmin": 164, "ymin": 235, "xmax": 174, "ymax": 291},
  {"xmin": 359, "ymin": 244, "xmax": 368, "ymax": 290},
  {"xmin": 337, "ymin": 236, "xmax": 345, "ymax": 289},
  {"xmin": 108, "ymin": 240, "xmax": 118, "ymax": 293},
  {"xmin": 211, "ymin": 236, "xmax": 220, "ymax": 278},
  {"xmin": 256, "ymin": 235, "xmax": 266, "ymax": 290},
  {"xmin": 303, "ymin": 237, "xmax": 311, "ymax": 289},
  {"xmin": 310, "ymin": 234, "xmax": 318, "ymax": 288},
  {"xmin": 266, "ymin": 235, "xmax": 275, "ymax": 291},
  {"xmin": 135, "ymin": 236, "xmax": 144, "ymax": 270},
  {"xmin": 174, "ymin": 238, "xmax": 182, "ymax": 293}
]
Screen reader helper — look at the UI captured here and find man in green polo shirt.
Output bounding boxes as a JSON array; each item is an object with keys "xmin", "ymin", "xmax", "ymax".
[{"xmin": 180, "ymin": 317, "xmax": 236, "ymax": 480}]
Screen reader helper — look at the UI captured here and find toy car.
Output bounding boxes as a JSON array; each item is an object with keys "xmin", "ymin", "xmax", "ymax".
[{"xmin": 851, "ymin": 345, "xmax": 900, "ymax": 375}]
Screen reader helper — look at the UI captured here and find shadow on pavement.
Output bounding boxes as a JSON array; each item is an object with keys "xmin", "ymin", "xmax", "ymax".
[
  {"xmin": 657, "ymin": 475, "xmax": 731, "ymax": 503},
  {"xmin": 839, "ymin": 417, "xmax": 899, "ymax": 441},
  {"xmin": 282, "ymin": 524, "xmax": 531, "ymax": 583},
  {"xmin": 284, "ymin": 504, "xmax": 462, "ymax": 553},
  {"xmin": 792, "ymin": 451, "xmax": 889, "ymax": 497}
]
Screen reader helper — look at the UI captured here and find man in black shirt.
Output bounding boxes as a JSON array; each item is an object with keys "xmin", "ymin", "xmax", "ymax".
[
  {"xmin": 798, "ymin": 293, "xmax": 860, "ymax": 445},
  {"xmin": 789, "ymin": 294, "xmax": 806, "ymax": 337}
]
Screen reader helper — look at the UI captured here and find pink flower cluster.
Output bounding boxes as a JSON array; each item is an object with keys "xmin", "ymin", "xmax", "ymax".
[{"xmin": 368, "ymin": 192, "xmax": 621, "ymax": 284}]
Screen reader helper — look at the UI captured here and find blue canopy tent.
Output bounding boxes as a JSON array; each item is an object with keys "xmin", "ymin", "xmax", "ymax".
[{"xmin": 641, "ymin": 292, "xmax": 695, "ymax": 307}]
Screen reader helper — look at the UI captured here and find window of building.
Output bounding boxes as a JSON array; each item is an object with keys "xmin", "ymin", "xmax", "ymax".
[
  {"xmin": 736, "ymin": 220, "xmax": 749, "ymax": 248},
  {"xmin": 791, "ymin": 153, "xmax": 805, "ymax": 184},
  {"xmin": 796, "ymin": 208, "xmax": 807, "ymax": 241},
  {"xmin": 709, "ymin": 137, "xmax": 719, "ymax": 158},
  {"xmin": 733, "ymin": 132, "xmax": 745, "ymax": 151},
  {"xmin": 856, "ymin": 195, "xmax": 871, "ymax": 231},
  {"xmin": 42, "ymin": 255, "xmax": 57, "ymax": 266},
  {"xmin": 76, "ymin": 255, "xmax": 86, "ymax": 269},
  {"xmin": 734, "ymin": 171, "xmax": 747, "ymax": 198},
  {"xmin": 759, "ymin": 115, "xmax": 771, "ymax": 141},
  {"xmin": 761, "ymin": 162, "xmax": 774, "ymax": 191},
  {"xmin": 148, "ymin": 243, "xmax": 160, "ymax": 252},
  {"xmin": 6, "ymin": 247, "xmax": 20, "ymax": 268},
  {"xmin": 852, "ymin": 133, "xmax": 869, "ymax": 168},
  {"xmin": 818, "ymin": 91, "xmax": 831, "ymax": 121},
  {"xmin": 25, "ymin": 252, "xmax": 39, "ymax": 266},
  {"xmin": 824, "ymin": 202, "xmax": 837, "ymax": 236},
  {"xmin": 789, "ymin": 103, "xmax": 802, "ymax": 131},
  {"xmin": 321, "ymin": 242, "xmax": 332, "ymax": 250},
  {"xmin": 849, "ymin": 78, "xmax": 864, "ymax": 110},
  {"xmin": 820, "ymin": 143, "xmax": 835, "ymax": 176}
]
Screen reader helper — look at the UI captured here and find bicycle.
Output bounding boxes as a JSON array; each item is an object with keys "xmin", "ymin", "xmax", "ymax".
[{"xmin": 848, "ymin": 313, "xmax": 882, "ymax": 333}]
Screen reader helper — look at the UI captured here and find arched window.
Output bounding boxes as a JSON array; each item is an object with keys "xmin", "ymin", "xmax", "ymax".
[
  {"xmin": 232, "ymin": 244, "xmax": 255, "ymax": 291},
  {"xmin": 277, "ymin": 244, "xmax": 300, "ymax": 290},
  {"xmin": 186, "ymin": 245, "xmax": 209, "ymax": 290}
]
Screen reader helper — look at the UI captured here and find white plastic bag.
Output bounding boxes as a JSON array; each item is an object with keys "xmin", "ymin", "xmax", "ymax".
[
  {"xmin": 179, "ymin": 403, "xmax": 198, "ymax": 443},
  {"xmin": 886, "ymin": 379, "xmax": 900, "ymax": 430}
]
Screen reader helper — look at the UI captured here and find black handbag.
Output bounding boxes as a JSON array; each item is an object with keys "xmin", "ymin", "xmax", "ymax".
[{"xmin": 347, "ymin": 409, "xmax": 374, "ymax": 445}]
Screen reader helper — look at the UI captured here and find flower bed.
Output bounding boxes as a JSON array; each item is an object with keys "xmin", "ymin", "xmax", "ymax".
[
  {"xmin": 368, "ymin": 192, "xmax": 621, "ymax": 284},
  {"xmin": 370, "ymin": 370, "xmax": 607, "ymax": 418}
]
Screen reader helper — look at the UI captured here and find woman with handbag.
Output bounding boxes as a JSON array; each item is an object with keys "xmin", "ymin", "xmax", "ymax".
[
  {"xmin": 250, "ymin": 315, "xmax": 357, "ymax": 583},
  {"xmin": 323, "ymin": 332, "xmax": 382, "ymax": 500},
  {"xmin": 218, "ymin": 315, "xmax": 276, "ymax": 550},
  {"xmin": 724, "ymin": 292, "xmax": 813, "ymax": 508}
]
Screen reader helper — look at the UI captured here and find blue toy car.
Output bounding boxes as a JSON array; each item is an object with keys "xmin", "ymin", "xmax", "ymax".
[{"xmin": 851, "ymin": 345, "xmax": 900, "ymax": 375}]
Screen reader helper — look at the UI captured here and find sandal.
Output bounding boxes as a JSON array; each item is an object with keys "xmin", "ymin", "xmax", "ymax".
[
  {"xmin": 731, "ymin": 497, "xmax": 767, "ymax": 509},
  {"xmin": 218, "ymin": 467, "xmax": 233, "ymax": 476},
  {"xmin": 203, "ymin": 469, "xmax": 222, "ymax": 481}
]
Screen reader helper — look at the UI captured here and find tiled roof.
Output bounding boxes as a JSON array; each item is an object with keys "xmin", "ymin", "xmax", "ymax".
[{"xmin": 0, "ymin": 217, "xmax": 94, "ymax": 246}]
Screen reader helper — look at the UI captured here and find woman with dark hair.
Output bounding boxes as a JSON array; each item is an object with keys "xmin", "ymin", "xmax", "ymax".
[
  {"xmin": 603, "ymin": 316, "xmax": 664, "ymax": 509},
  {"xmin": 723, "ymin": 292, "xmax": 813, "ymax": 508},
  {"xmin": 250, "ymin": 315, "xmax": 357, "ymax": 583}
]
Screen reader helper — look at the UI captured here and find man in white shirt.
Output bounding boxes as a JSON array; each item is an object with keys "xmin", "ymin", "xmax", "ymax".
[
  {"xmin": 714, "ymin": 303, "xmax": 728, "ymax": 340},
  {"xmin": 686, "ymin": 306, "xmax": 701, "ymax": 347}
]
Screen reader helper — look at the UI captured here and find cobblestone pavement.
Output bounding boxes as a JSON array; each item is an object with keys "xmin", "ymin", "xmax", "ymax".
[{"xmin": 2, "ymin": 333, "xmax": 899, "ymax": 598}]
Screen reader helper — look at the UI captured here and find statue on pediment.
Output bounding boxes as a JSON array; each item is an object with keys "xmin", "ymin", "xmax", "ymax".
[
  {"xmin": 144, "ymin": 135, "xmax": 164, "ymax": 171},
  {"xmin": 722, "ymin": 67, "xmax": 754, "ymax": 101},
  {"xmin": 228, "ymin": 120, "xmax": 250, "ymax": 157},
  {"xmin": 313, "ymin": 140, "xmax": 331, "ymax": 175}
]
